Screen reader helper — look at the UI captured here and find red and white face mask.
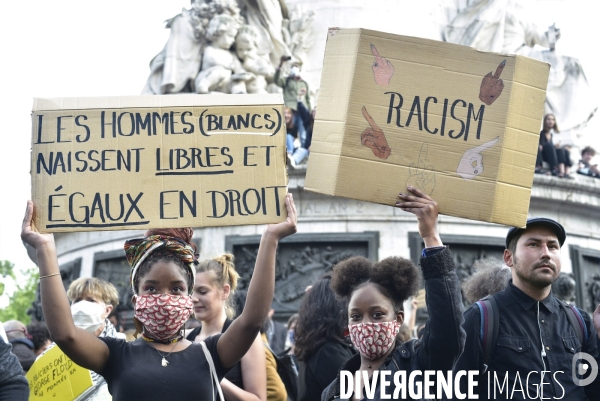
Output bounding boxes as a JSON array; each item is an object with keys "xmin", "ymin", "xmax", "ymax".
[
  {"xmin": 348, "ymin": 321, "xmax": 400, "ymax": 360},
  {"xmin": 134, "ymin": 294, "xmax": 193, "ymax": 341}
]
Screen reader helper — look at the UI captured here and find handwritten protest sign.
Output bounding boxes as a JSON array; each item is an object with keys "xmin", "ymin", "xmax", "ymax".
[
  {"xmin": 305, "ymin": 29, "xmax": 550, "ymax": 227},
  {"xmin": 31, "ymin": 94, "xmax": 288, "ymax": 233},
  {"xmin": 26, "ymin": 345, "xmax": 93, "ymax": 400}
]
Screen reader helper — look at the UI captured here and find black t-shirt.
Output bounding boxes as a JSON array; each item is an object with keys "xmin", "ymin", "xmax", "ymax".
[
  {"xmin": 186, "ymin": 319, "xmax": 243, "ymax": 389},
  {"xmin": 98, "ymin": 334, "xmax": 229, "ymax": 401},
  {"xmin": 298, "ymin": 341, "xmax": 356, "ymax": 401}
]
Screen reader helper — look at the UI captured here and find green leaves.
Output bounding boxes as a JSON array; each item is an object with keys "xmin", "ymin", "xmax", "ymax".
[{"xmin": 0, "ymin": 261, "xmax": 39, "ymax": 324}]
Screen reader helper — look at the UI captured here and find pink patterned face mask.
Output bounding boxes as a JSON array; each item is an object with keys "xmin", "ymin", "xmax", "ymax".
[
  {"xmin": 348, "ymin": 321, "xmax": 400, "ymax": 360},
  {"xmin": 134, "ymin": 294, "xmax": 193, "ymax": 341}
]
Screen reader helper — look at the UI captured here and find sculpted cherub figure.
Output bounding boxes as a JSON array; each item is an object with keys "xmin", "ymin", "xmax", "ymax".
[
  {"xmin": 235, "ymin": 25, "xmax": 275, "ymax": 94},
  {"xmin": 195, "ymin": 14, "xmax": 245, "ymax": 94}
]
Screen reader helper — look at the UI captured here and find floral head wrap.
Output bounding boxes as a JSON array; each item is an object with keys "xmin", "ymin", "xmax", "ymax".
[{"xmin": 124, "ymin": 235, "xmax": 198, "ymax": 295}]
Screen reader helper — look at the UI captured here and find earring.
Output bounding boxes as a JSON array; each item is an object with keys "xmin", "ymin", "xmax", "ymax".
[{"xmin": 343, "ymin": 328, "xmax": 349, "ymax": 337}]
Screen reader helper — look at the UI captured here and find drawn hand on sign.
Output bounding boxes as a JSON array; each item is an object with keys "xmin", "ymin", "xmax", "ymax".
[
  {"xmin": 456, "ymin": 136, "xmax": 500, "ymax": 180},
  {"xmin": 479, "ymin": 60, "xmax": 506, "ymax": 105},
  {"xmin": 406, "ymin": 143, "xmax": 436, "ymax": 195},
  {"xmin": 371, "ymin": 44, "xmax": 394, "ymax": 86},
  {"xmin": 361, "ymin": 106, "xmax": 391, "ymax": 159}
]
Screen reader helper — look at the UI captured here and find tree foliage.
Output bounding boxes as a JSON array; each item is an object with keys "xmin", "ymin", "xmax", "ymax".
[{"xmin": 0, "ymin": 260, "xmax": 38, "ymax": 324}]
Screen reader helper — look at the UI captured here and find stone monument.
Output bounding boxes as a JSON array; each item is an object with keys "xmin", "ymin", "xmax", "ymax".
[
  {"xmin": 142, "ymin": 0, "xmax": 315, "ymax": 96},
  {"xmin": 438, "ymin": 0, "xmax": 597, "ymax": 146}
]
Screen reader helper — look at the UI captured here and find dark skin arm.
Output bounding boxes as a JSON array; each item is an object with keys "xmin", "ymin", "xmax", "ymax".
[
  {"xmin": 21, "ymin": 201, "xmax": 109, "ymax": 372},
  {"xmin": 396, "ymin": 185, "xmax": 442, "ymax": 248},
  {"xmin": 217, "ymin": 194, "xmax": 297, "ymax": 368}
]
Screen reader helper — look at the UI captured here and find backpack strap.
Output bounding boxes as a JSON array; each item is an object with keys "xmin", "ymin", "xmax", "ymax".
[
  {"xmin": 475, "ymin": 296, "xmax": 499, "ymax": 373},
  {"xmin": 558, "ymin": 300, "xmax": 588, "ymax": 346}
]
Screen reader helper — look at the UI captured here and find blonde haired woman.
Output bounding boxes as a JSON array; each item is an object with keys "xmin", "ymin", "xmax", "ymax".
[{"xmin": 187, "ymin": 254, "xmax": 267, "ymax": 401}]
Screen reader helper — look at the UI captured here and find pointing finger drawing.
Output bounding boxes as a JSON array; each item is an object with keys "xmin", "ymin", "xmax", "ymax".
[
  {"xmin": 360, "ymin": 106, "xmax": 391, "ymax": 160},
  {"xmin": 479, "ymin": 59, "xmax": 507, "ymax": 105},
  {"xmin": 370, "ymin": 44, "xmax": 394, "ymax": 86},
  {"xmin": 456, "ymin": 136, "xmax": 500, "ymax": 180}
]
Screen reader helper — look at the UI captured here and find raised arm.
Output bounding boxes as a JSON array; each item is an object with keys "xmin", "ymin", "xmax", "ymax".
[
  {"xmin": 217, "ymin": 194, "xmax": 297, "ymax": 367},
  {"xmin": 396, "ymin": 186, "xmax": 465, "ymax": 371},
  {"xmin": 21, "ymin": 201, "xmax": 109, "ymax": 372}
]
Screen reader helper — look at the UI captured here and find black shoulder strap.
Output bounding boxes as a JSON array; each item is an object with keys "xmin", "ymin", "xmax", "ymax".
[
  {"xmin": 558, "ymin": 299, "xmax": 588, "ymax": 346},
  {"xmin": 475, "ymin": 295, "xmax": 499, "ymax": 373}
]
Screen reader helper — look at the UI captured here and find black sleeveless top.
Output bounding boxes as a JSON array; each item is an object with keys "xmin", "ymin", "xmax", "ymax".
[{"xmin": 186, "ymin": 319, "xmax": 244, "ymax": 389}]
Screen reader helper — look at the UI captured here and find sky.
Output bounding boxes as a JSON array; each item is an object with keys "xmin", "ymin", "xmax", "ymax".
[{"xmin": 1, "ymin": 0, "xmax": 599, "ymax": 297}]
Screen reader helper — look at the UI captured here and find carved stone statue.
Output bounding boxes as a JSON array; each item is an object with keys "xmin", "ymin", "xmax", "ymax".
[
  {"xmin": 438, "ymin": 0, "xmax": 597, "ymax": 141},
  {"xmin": 142, "ymin": 0, "xmax": 314, "ymax": 95},
  {"xmin": 235, "ymin": 25, "xmax": 275, "ymax": 94},
  {"xmin": 195, "ymin": 14, "xmax": 245, "ymax": 93}
]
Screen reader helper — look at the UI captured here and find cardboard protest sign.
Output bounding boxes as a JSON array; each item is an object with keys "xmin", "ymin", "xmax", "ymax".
[
  {"xmin": 31, "ymin": 94, "xmax": 288, "ymax": 233},
  {"xmin": 26, "ymin": 345, "xmax": 93, "ymax": 400},
  {"xmin": 305, "ymin": 28, "xmax": 550, "ymax": 227}
]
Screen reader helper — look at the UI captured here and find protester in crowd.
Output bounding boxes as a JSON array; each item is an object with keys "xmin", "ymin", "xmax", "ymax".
[
  {"xmin": 461, "ymin": 257, "xmax": 511, "ymax": 304},
  {"xmin": 260, "ymin": 319, "xmax": 287, "ymax": 401},
  {"xmin": 107, "ymin": 309, "xmax": 124, "ymax": 333},
  {"xmin": 276, "ymin": 56, "xmax": 311, "ymax": 167},
  {"xmin": 266, "ymin": 311, "xmax": 288, "ymax": 356},
  {"xmin": 536, "ymin": 114, "xmax": 572, "ymax": 178},
  {"xmin": 577, "ymin": 146, "xmax": 600, "ymax": 178},
  {"xmin": 26, "ymin": 321, "xmax": 52, "ymax": 356},
  {"xmin": 285, "ymin": 313, "xmax": 299, "ymax": 355},
  {"xmin": 0, "ymin": 338, "xmax": 29, "ymax": 401},
  {"xmin": 186, "ymin": 254, "xmax": 267, "ymax": 401},
  {"xmin": 294, "ymin": 274, "xmax": 355, "ymax": 401},
  {"xmin": 20, "ymin": 194, "xmax": 297, "ymax": 400},
  {"xmin": 322, "ymin": 186, "xmax": 465, "ymax": 400},
  {"xmin": 454, "ymin": 218, "xmax": 600, "ymax": 399},
  {"xmin": 284, "ymin": 107, "xmax": 309, "ymax": 168},
  {"xmin": 3, "ymin": 320, "xmax": 36, "ymax": 372},
  {"xmin": 67, "ymin": 277, "xmax": 124, "ymax": 340},
  {"xmin": 64, "ymin": 277, "xmax": 125, "ymax": 400},
  {"xmin": 406, "ymin": 298, "xmax": 419, "ymax": 337},
  {"xmin": 233, "ymin": 288, "xmax": 287, "ymax": 401}
]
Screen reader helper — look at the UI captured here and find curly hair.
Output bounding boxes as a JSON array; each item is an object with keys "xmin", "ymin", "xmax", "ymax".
[
  {"xmin": 294, "ymin": 274, "xmax": 348, "ymax": 361},
  {"xmin": 133, "ymin": 228, "xmax": 196, "ymax": 294},
  {"xmin": 26, "ymin": 321, "xmax": 51, "ymax": 353},
  {"xmin": 330, "ymin": 256, "xmax": 420, "ymax": 313},
  {"xmin": 462, "ymin": 258, "xmax": 511, "ymax": 304},
  {"xmin": 196, "ymin": 253, "xmax": 240, "ymax": 319}
]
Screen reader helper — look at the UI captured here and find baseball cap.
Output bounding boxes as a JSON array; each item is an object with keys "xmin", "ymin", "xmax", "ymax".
[{"xmin": 505, "ymin": 217, "xmax": 566, "ymax": 249}]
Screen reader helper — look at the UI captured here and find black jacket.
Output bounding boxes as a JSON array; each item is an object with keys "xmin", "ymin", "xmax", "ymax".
[
  {"xmin": 454, "ymin": 281, "xmax": 600, "ymax": 400},
  {"xmin": 322, "ymin": 248, "xmax": 465, "ymax": 401},
  {"xmin": 0, "ymin": 340, "xmax": 29, "ymax": 400}
]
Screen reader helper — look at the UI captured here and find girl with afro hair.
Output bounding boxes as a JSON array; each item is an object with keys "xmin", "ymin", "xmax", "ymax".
[{"xmin": 322, "ymin": 186, "xmax": 465, "ymax": 401}]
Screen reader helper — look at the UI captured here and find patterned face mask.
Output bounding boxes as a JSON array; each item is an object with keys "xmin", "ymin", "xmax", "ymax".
[
  {"xmin": 134, "ymin": 294, "xmax": 193, "ymax": 341},
  {"xmin": 348, "ymin": 321, "xmax": 400, "ymax": 360}
]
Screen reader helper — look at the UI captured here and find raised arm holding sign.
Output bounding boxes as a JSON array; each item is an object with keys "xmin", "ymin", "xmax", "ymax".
[{"xmin": 21, "ymin": 194, "xmax": 297, "ymax": 401}]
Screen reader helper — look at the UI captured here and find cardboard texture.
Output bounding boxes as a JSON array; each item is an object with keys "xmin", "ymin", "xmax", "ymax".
[
  {"xmin": 31, "ymin": 94, "xmax": 288, "ymax": 233},
  {"xmin": 26, "ymin": 345, "xmax": 94, "ymax": 400},
  {"xmin": 305, "ymin": 28, "xmax": 550, "ymax": 227}
]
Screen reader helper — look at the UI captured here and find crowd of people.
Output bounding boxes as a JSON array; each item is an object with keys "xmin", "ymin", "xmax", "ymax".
[
  {"xmin": 2, "ymin": 186, "xmax": 600, "ymax": 400},
  {"xmin": 535, "ymin": 113, "xmax": 599, "ymax": 180}
]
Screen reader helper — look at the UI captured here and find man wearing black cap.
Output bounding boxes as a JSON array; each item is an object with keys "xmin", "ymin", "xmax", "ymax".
[{"xmin": 453, "ymin": 218, "xmax": 600, "ymax": 400}]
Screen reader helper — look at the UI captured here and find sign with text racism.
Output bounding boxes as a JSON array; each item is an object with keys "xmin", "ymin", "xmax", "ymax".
[
  {"xmin": 305, "ymin": 28, "xmax": 550, "ymax": 227},
  {"xmin": 31, "ymin": 94, "xmax": 288, "ymax": 233},
  {"xmin": 26, "ymin": 345, "xmax": 94, "ymax": 400}
]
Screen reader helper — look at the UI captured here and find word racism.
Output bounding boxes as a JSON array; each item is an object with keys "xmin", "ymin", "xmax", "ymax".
[
  {"xmin": 384, "ymin": 92, "xmax": 485, "ymax": 142},
  {"xmin": 340, "ymin": 370, "xmax": 569, "ymax": 400}
]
